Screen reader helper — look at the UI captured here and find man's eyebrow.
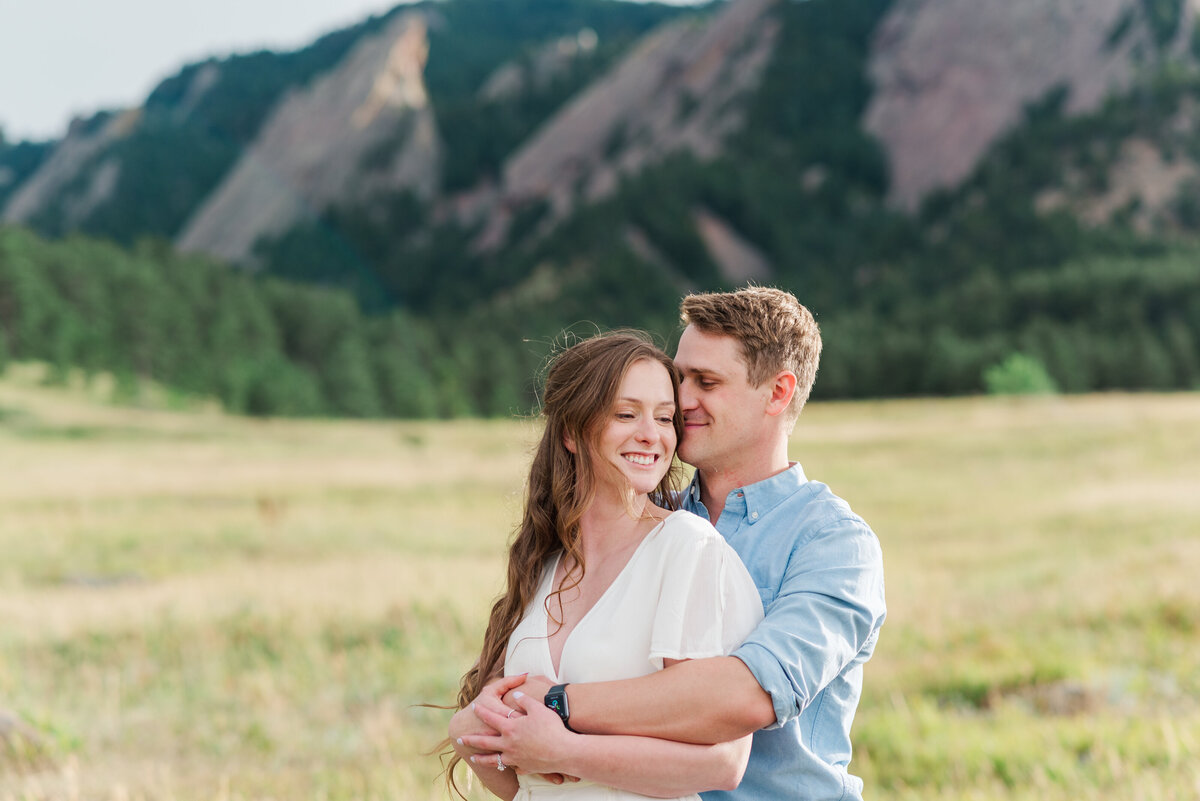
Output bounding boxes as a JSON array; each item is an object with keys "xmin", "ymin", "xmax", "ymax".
[{"xmin": 679, "ymin": 366, "xmax": 722, "ymax": 378}]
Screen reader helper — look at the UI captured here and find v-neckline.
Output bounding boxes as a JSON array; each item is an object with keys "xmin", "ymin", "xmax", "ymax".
[{"xmin": 542, "ymin": 511, "xmax": 678, "ymax": 680}]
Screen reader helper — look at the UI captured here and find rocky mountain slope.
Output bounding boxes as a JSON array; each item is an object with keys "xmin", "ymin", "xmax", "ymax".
[
  {"xmin": 177, "ymin": 13, "xmax": 439, "ymax": 264},
  {"xmin": 460, "ymin": 0, "xmax": 779, "ymax": 250},
  {"xmin": 4, "ymin": 0, "xmax": 1200, "ymax": 278},
  {"xmin": 5, "ymin": 0, "xmax": 1200, "ymax": 414},
  {"xmin": 864, "ymin": 0, "xmax": 1182, "ymax": 209},
  {"xmin": 2, "ymin": 111, "xmax": 139, "ymax": 229}
]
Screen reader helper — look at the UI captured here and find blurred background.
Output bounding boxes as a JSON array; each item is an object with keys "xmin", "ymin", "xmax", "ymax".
[
  {"xmin": 3, "ymin": 0, "xmax": 1200, "ymax": 413},
  {"xmin": 1, "ymin": 0, "xmax": 1199, "ymax": 799}
]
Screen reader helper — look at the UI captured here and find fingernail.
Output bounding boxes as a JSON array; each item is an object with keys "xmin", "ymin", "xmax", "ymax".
[
  {"xmin": 469, "ymin": 756, "xmax": 477, "ymax": 764},
  {"xmin": 456, "ymin": 738, "xmax": 463, "ymax": 745},
  {"xmin": 469, "ymin": 702, "xmax": 475, "ymax": 710},
  {"xmin": 512, "ymin": 691, "xmax": 524, "ymax": 699}
]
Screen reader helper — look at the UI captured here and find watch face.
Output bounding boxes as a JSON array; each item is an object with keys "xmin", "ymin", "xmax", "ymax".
[{"xmin": 545, "ymin": 686, "xmax": 573, "ymax": 731}]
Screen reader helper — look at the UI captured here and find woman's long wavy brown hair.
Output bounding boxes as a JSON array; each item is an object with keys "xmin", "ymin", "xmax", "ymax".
[{"xmin": 441, "ymin": 330, "xmax": 685, "ymax": 796}]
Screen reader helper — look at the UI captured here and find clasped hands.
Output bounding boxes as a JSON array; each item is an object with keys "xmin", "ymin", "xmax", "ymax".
[{"xmin": 452, "ymin": 673, "xmax": 581, "ymax": 784}]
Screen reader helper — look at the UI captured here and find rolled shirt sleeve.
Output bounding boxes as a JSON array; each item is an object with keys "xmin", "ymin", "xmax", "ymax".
[
  {"xmin": 682, "ymin": 465, "xmax": 887, "ymax": 800},
  {"xmin": 731, "ymin": 514, "xmax": 886, "ymax": 729}
]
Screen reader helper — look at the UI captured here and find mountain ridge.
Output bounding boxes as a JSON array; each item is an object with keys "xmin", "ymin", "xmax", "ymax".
[
  {"xmin": 3, "ymin": 0, "xmax": 1200, "ymax": 416},
  {"xmin": 177, "ymin": 12, "xmax": 440, "ymax": 265},
  {"xmin": 7, "ymin": 0, "xmax": 1198, "ymax": 262}
]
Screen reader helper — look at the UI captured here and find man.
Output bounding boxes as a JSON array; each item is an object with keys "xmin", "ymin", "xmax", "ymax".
[{"xmin": 471, "ymin": 287, "xmax": 886, "ymax": 799}]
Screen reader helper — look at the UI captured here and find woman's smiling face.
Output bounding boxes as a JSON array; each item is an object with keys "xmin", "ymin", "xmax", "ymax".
[{"xmin": 591, "ymin": 358, "xmax": 678, "ymax": 498}]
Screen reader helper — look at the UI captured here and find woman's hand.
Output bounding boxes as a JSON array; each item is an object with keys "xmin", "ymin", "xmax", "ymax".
[
  {"xmin": 450, "ymin": 673, "xmax": 527, "ymax": 756},
  {"xmin": 471, "ymin": 671, "xmax": 530, "ymax": 721},
  {"xmin": 459, "ymin": 690, "xmax": 581, "ymax": 779},
  {"xmin": 447, "ymin": 675, "xmax": 531, "ymax": 801},
  {"xmin": 448, "ymin": 704, "xmax": 494, "ymax": 760}
]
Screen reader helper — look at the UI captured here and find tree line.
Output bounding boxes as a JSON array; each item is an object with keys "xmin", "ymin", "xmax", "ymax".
[
  {"xmin": 0, "ymin": 228, "xmax": 456, "ymax": 417},
  {"xmin": 3, "ymin": 223, "xmax": 1199, "ymax": 420}
]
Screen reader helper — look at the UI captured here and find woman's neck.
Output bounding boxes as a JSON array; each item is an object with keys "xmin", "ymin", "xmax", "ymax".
[{"xmin": 576, "ymin": 490, "xmax": 659, "ymax": 564}]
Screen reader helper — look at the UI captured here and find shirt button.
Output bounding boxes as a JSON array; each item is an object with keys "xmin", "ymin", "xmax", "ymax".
[{"xmin": 750, "ymin": 512, "xmax": 758, "ymax": 520}]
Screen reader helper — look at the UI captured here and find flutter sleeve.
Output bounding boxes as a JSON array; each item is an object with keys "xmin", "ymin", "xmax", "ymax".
[{"xmin": 648, "ymin": 513, "xmax": 764, "ymax": 670}]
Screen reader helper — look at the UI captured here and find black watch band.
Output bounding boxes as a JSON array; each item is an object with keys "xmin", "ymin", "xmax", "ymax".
[{"xmin": 544, "ymin": 683, "xmax": 575, "ymax": 732}]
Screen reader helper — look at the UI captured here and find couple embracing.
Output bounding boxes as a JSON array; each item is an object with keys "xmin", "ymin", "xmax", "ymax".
[{"xmin": 445, "ymin": 287, "xmax": 887, "ymax": 801}]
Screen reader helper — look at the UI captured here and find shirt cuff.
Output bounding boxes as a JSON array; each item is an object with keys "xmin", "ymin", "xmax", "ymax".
[{"xmin": 733, "ymin": 642, "xmax": 795, "ymax": 731}]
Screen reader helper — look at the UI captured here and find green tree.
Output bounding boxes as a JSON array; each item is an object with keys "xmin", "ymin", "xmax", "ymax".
[
  {"xmin": 983, "ymin": 353, "xmax": 1059, "ymax": 396},
  {"xmin": 1163, "ymin": 315, "xmax": 1200, "ymax": 387},
  {"xmin": 370, "ymin": 313, "xmax": 440, "ymax": 418},
  {"xmin": 240, "ymin": 355, "xmax": 325, "ymax": 417}
]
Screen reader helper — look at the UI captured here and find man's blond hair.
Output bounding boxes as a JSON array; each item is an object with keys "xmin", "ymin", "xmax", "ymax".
[{"xmin": 680, "ymin": 286, "xmax": 821, "ymax": 421}]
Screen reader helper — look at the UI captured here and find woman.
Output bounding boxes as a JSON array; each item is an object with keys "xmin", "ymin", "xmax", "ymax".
[{"xmin": 445, "ymin": 330, "xmax": 763, "ymax": 800}]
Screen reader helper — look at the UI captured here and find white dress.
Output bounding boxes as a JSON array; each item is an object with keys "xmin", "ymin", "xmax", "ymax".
[{"xmin": 504, "ymin": 509, "xmax": 764, "ymax": 801}]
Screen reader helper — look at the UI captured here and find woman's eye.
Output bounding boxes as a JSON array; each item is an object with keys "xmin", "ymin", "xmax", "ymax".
[{"xmin": 616, "ymin": 412, "xmax": 635, "ymax": 420}]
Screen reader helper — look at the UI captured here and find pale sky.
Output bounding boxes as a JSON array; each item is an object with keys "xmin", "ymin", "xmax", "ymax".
[{"xmin": 0, "ymin": 0, "xmax": 404, "ymax": 142}]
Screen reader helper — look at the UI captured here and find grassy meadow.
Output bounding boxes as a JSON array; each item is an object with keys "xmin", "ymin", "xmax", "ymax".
[{"xmin": 1, "ymin": 363, "xmax": 1198, "ymax": 800}]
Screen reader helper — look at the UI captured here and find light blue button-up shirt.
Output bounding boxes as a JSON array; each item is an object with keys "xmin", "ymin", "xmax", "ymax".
[{"xmin": 683, "ymin": 463, "xmax": 886, "ymax": 801}]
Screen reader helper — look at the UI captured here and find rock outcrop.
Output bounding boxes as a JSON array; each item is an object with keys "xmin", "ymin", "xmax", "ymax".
[
  {"xmin": 177, "ymin": 13, "xmax": 440, "ymax": 265},
  {"xmin": 479, "ymin": 29, "xmax": 600, "ymax": 103},
  {"xmin": 462, "ymin": 0, "xmax": 780, "ymax": 250},
  {"xmin": 1, "ymin": 110, "xmax": 138, "ymax": 227},
  {"xmin": 693, "ymin": 207, "xmax": 772, "ymax": 283},
  {"xmin": 864, "ymin": 0, "xmax": 1161, "ymax": 210},
  {"xmin": 1037, "ymin": 133, "xmax": 1200, "ymax": 232},
  {"xmin": 15, "ymin": 0, "xmax": 1196, "ymax": 263}
]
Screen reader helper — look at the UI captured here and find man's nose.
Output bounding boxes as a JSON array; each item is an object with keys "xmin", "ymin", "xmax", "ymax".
[{"xmin": 678, "ymin": 380, "xmax": 699, "ymax": 411}]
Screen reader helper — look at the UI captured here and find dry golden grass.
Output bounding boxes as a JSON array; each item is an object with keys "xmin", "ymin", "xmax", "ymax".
[{"xmin": 2, "ymin": 365, "xmax": 1199, "ymax": 800}]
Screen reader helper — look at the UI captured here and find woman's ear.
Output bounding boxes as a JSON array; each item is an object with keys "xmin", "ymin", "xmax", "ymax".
[{"xmin": 563, "ymin": 432, "xmax": 577, "ymax": 454}]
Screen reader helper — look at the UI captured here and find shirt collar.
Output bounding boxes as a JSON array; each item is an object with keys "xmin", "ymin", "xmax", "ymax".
[
  {"xmin": 685, "ymin": 463, "xmax": 809, "ymax": 525},
  {"xmin": 685, "ymin": 470, "xmax": 703, "ymax": 504}
]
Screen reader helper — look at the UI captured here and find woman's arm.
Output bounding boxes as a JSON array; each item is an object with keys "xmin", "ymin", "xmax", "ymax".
[{"xmin": 461, "ymin": 691, "xmax": 752, "ymax": 798}]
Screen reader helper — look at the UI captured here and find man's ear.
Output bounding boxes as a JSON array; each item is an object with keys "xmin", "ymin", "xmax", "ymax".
[
  {"xmin": 563, "ymin": 432, "xmax": 577, "ymax": 454},
  {"xmin": 765, "ymin": 370, "xmax": 798, "ymax": 417}
]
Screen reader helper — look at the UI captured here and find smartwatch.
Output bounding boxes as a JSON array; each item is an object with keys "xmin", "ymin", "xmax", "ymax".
[{"xmin": 544, "ymin": 683, "xmax": 576, "ymax": 732}]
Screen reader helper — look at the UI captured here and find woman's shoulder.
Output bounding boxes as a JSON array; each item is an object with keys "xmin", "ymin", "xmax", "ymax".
[
  {"xmin": 652, "ymin": 508, "xmax": 726, "ymax": 549},
  {"xmin": 644, "ymin": 511, "xmax": 759, "ymax": 612}
]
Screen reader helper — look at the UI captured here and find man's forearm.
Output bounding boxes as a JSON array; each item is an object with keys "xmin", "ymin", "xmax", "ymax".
[{"xmin": 569, "ymin": 656, "xmax": 775, "ymax": 744}]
